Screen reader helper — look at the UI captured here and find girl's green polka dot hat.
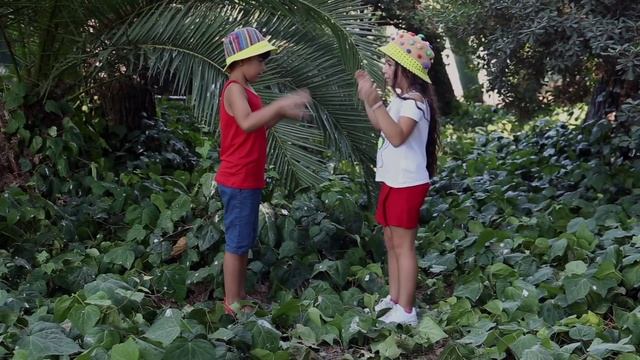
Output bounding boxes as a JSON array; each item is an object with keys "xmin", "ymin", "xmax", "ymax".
[{"xmin": 379, "ymin": 30, "xmax": 435, "ymax": 83}]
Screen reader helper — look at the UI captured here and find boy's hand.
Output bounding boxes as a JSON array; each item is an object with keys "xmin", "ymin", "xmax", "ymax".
[{"xmin": 278, "ymin": 89, "xmax": 312, "ymax": 120}]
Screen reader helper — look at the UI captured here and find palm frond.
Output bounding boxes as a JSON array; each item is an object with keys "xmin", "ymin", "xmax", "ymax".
[
  {"xmin": 97, "ymin": 0, "xmax": 382, "ymax": 188},
  {"xmin": 267, "ymin": 121, "xmax": 328, "ymax": 190}
]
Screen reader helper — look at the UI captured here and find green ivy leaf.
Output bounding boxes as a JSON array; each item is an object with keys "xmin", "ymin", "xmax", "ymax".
[
  {"xmin": 157, "ymin": 210, "xmax": 174, "ymax": 233},
  {"xmin": 293, "ymin": 324, "xmax": 317, "ymax": 346},
  {"xmin": 111, "ymin": 338, "xmax": 139, "ymax": 360},
  {"xmin": 510, "ymin": 334, "xmax": 538, "ymax": 358},
  {"xmin": 16, "ymin": 325, "xmax": 82, "ymax": 358},
  {"xmin": 142, "ymin": 205, "xmax": 160, "ymax": 227},
  {"xmin": 199, "ymin": 173, "xmax": 215, "ymax": 199},
  {"xmin": 44, "ymin": 100, "xmax": 63, "ymax": 116},
  {"xmin": 162, "ymin": 338, "xmax": 224, "ymax": 360},
  {"xmin": 454, "ymin": 281, "xmax": 483, "ymax": 301},
  {"xmin": 68, "ymin": 304, "xmax": 101, "ymax": 335},
  {"xmin": 587, "ymin": 336, "xmax": 636, "ymax": 357},
  {"xmin": 372, "ymin": 335, "xmax": 402, "ymax": 359},
  {"xmin": 152, "ymin": 265, "xmax": 187, "ymax": 300},
  {"xmin": 316, "ymin": 293, "xmax": 343, "ymax": 319},
  {"xmin": 195, "ymin": 223, "xmax": 221, "ymax": 251},
  {"xmin": 415, "ymin": 316, "xmax": 448, "ymax": 344},
  {"xmin": 5, "ymin": 83, "xmax": 27, "ymax": 110},
  {"xmin": 85, "ymin": 291, "xmax": 112, "ymax": 306},
  {"xmin": 114, "ymin": 289, "xmax": 145, "ymax": 303},
  {"xmin": 279, "ymin": 240, "xmax": 298, "ymax": 258},
  {"xmin": 250, "ymin": 349, "xmax": 289, "ymax": 360},
  {"xmin": 126, "ymin": 224, "xmax": 147, "ymax": 243},
  {"xmin": 595, "ymin": 260, "xmax": 622, "ymax": 280},
  {"xmin": 210, "ymin": 328, "xmax": 235, "ymax": 341},
  {"xmin": 53, "ymin": 295, "xmax": 76, "ymax": 322},
  {"xmin": 271, "ymin": 298, "xmax": 302, "ymax": 328},
  {"xmin": 521, "ymin": 345, "xmax": 553, "ymax": 360},
  {"xmin": 83, "ymin": 327, "xmax": 119, "ymax": 349},
  {"xmin": 484, "ymin": 300, "xmax": 503, "ymax": 315},
  {"xmin": 170, "ymin": 195, "xmax": 192, "ymax": 221},
  {"xmin": 563, "ymin": 275, "xmax": 591, "ymax": 304},
  {"xmin": 249, "ymin": 320, "xmax": 282, "ymax": 352},
  {"xmin": 622, "ymin": 263, "xmax": 640, "ymax": 289},
  {"xmin": 6, "ymin": 111, "xmax": 26, "ymax": 134},
  {"xmin": 29, "ymin": 135, "xmax": 43, "ymax": 153},
  {"xmin": 84, "ymin": 275, "xmax": 136, "ymax": 309},
  {"xmin": 489, "ymin": 263, "xmax": 517, "ymax": 279},
  {"xmin": 151, "ymin": 194, "xmax": 167, "ymax": 211},
  {"xmin": 565, "ymin": 260, "xmax": 587, "ymax": 276},
  {"xmin": 104, "ymin": 246, "xmax": 135, "ymax": 269},
  {"xmin": 135, "ymin": 338, "xmax": 164, "ymax": 360},
  {"xmin": 617, "ymin": 354, "xmax": 640, "ymax": 360},
  {"xmin": 437, "ymin": 343, "xmax": 476, "ymax": 360},
  {"xmin": 11, "ymin": 349, "xmax": 30, "ymax": 360},
  {"xmin": 549, "ymin": 238, "xmax": 567, "ymax": 260},
  {"xmin": 567, "ymin": 217, "xmax": 595, "ymax": 233},
  {"xmin": 569, "ymin": 325, "xmax": 596, "ymax": 340},
  {"xmin": 145, "ymin": 309, "xmax": 183, "ymax": 346},
  {"xmin": 187, "ymin": 266, "xmax": 215, "ymax": 285}
]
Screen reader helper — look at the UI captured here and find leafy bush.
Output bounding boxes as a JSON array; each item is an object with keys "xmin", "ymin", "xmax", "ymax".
[{"xmin": 1, "ymin": 99, "xmax": 639, "ymax": 359}]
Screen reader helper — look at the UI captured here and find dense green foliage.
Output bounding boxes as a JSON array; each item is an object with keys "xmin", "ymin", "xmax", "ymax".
[
  {"xmin": 1, "ymin": 95, "xmax": 640, "ymax": 358},
  {"xmin": 427, "ymin": 0, "xmax": 640, "ymax": 118}
]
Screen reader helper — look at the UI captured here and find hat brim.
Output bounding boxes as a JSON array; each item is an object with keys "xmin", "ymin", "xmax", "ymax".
[
  {"xmin": 224, "ymin": 40, "xmax": 278, "ymax": 71},
  {"xmin": 378, "ymin": 43, "xmax": 431, "ymax": 83}
]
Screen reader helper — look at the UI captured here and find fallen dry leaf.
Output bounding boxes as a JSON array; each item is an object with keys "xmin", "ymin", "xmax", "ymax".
[{"xmin": 171, "ymin": 236, "xmax": 188, "ymax": 257}]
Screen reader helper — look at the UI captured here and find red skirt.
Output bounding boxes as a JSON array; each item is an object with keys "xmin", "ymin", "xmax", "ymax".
[{"xmin": 375, "ymin": 182, "xmax": 430, "ymax": 229}]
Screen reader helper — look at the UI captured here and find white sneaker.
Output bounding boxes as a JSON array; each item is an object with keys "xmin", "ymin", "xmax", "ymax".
[
  {"xmin": 374, "ymin": 295, "xmax": 396, "ymax": 313},
  {"xmin": 379, "ymin": 304, "xmax": 418, "ymax": 326}
]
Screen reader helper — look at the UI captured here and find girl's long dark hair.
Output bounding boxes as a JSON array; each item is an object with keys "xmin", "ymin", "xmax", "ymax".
[{"xmin": 391, "ymin": 64, "xmax": 440, "ymax": 177}]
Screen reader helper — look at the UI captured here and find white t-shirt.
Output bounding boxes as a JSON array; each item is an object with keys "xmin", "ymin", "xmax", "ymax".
[{"xmin": 375, "ymin": 95, "xmax": 430, "ymax": 187}]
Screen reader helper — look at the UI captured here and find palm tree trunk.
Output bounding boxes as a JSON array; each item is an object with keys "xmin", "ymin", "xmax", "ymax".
[
  {"xmin": 361, "ymin": 0, "xmax": 457, "ymax": 115},
  {"xmin": 0, "ymin": 100, "xmax": 23, "ymax": 190},
  {"xmin": 100, "ymin": 76, "xmax": 157, "ymax": 130},
  {"xmin": 585, "ymin": 63, "xmax": 639, "ymax": 123},
  {"xmin": 424, "ymin": 30, "xmax": 457, "ymax": 116}
]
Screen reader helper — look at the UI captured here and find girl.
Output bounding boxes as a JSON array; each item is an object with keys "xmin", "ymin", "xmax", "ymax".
[{"xmin": 355, "ymin": 30, "xmax": 440, "ymax": 326}]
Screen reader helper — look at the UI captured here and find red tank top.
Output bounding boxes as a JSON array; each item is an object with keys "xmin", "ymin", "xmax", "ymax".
[{"xmin": 215, "ymin": 80, "xmax": 267, "ymax": 189}]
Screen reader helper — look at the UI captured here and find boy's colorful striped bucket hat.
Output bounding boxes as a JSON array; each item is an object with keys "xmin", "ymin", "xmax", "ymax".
[
  {"xmin": 223, "ymin": 27, "xmax": 277, "ymax": 71},
  {"xmin": 379, "ymin": 30, "xmax": 435, "ymax": 83}
]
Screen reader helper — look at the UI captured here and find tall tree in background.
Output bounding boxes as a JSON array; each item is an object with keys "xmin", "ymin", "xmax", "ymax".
[
  {"xmin": 363, "ymin": 0, "xmax": 457, "ymax": 116},
  {"xmin": 427, "ymin": 0, "xmax": 640, "ymax": 121}
]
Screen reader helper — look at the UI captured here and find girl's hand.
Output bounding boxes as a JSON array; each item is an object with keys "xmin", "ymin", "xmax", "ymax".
[{"xmin": 354, "ymin": 71, "xmax": 381, "ymax": 107}]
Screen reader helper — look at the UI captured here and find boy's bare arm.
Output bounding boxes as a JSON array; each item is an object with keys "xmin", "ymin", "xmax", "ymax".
[
  {"xmin": 226, "ymin": 84, "xmax": 285, "ymax": 132},
  {"xmin": 226, "ymin": 85, "xmax": 310, "ymax": 132}
]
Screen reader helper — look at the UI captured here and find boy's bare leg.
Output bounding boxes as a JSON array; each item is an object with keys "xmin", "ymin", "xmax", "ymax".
[
  {"xmin": 223, "ymin": 252, "xmax": 247, "ymax": 305},
  {"xmin": 239, "ymin": 255, "xmax": 248, "ymax": 299}
]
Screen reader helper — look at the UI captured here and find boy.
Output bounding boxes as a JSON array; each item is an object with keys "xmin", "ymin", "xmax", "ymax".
[{"xmin": 216, "ymin": 27, "xmax": 311, "ymax": 313}]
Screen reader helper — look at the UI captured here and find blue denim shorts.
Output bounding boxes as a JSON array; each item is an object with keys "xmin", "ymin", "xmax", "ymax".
[{"xmin": 218, "ymin": 184, "xmax": 262, "ymax": 255}]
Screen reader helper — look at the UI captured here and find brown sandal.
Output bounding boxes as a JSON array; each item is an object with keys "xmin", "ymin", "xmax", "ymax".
[
  {"xmin": 223, "ymin": 297, "xmax": 257, "ymax": 317},
  {"xmin": 223, "ymin": 297, "xmax": 236, "ymax": 316}
]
